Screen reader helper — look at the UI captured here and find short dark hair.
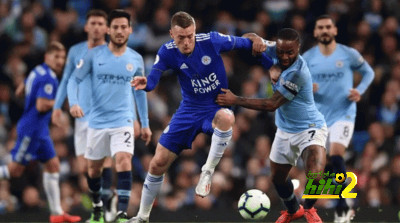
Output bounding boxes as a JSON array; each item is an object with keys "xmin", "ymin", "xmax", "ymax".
[
  {"xmin": 86, "ymin": 9, "xmax": 107, "ymax": 21},
  {"xmin": 277, "ymin": 28, "xmax": 300, "ymax": 43},
  {"xmin": 171, "ymin": 11, "xmax": 195, "ymax": 29},
  {"xmin": 45, "ymin": 41, "xmax": 65, "ymax": 53},
  {"xmin": 315, "ymin": 14, "xmax": 336, "ymax": 26},
  {"xmin": 108, "ymin": 9, "xmax": 131, "ymax": 26}
]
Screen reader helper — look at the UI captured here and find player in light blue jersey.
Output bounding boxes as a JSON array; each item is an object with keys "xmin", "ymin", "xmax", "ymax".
[
  {"xmin": 303, "ymin": 15, "xmax": 374, "ymax": 223},
  {"xmin": 0, "ymin": 42, "xmax": 81, "ymax": 223},
  {"xmin": 128, "ymin": 11, "xmax": 262, "ymax": 223},
  {"xmin": 69, "ymin": 10, "xmax": 152, "ymax": 223},
  {"xmin": 51, "ymin": 10, "xmax": 119, "ymax": 222},
  {"xmin": 219, "ymin": 29, "xmax": 328, "ymax": 223}
]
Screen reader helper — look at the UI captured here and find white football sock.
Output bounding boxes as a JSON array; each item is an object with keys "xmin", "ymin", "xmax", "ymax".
[
  {"xmin": 43, "ymin": 172, "xmax": 63, "ymax": 215},
  {"xmin": 0, "ymin": 165, "xmax": 10, "ymax": 179},
  {"xmin": 201, "ymin": 128, "xmax": 232, "ymax": 173},
  {"xmin": 137, "ymin": 173, "xmax": 164, "ymax": 219}
]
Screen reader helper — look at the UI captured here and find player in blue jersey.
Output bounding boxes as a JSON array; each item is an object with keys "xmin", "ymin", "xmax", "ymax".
[
  {"xmin": 69, "ymin": 10, "xmax": 151, "ymax": 223},
  {"xmin": 218, "ymin": 29, "xmax": 328, "ymax": 223},
  {"xmin": 51, "ymin": 10, "xmax": 119, "ymax": 222},
  {"xmin": 128, "ymin": 11, "xmax": 262, "ymax": 223},
  {"xmin": 303, "ymin": 15, "xmax": 374, "ymax": 223},
  {"xmin": 0, "ymin": 42, "xmax": 81, "ymax": 223}
]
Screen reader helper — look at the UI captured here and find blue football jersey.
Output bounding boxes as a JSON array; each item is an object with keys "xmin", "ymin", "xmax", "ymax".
[
  {"xmin": 303, "ymin": 44, "xmax": 374, "ymax": 126},
  {"xmin": 69, "ymin": 45, "xmax": 148, "ymax": 129},
  {"xmin": 145, "ymin": 32, "xmax": 253, "ymax": 109},
  {"xmin": 17, "ymin": 63, "xmax": 58, "ymax": 137},
  {"xmin": 262, "ymin": 44, "xmax": 326, "ymax": 133},
  {"xmin": 54, "ymin": 41, "xmax": 93, "ymax": 121}
]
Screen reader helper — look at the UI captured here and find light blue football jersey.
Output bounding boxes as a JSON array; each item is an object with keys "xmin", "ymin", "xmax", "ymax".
[
  {"xmin": 18, "ymin": 63, "xmax": 58, "ymax": 137},
  {"xmin": 145, "ymin": 32, "xmax": 253, "ymax": 109},
  {"xmin": 54, "ymin": 41, "xmax": 92, "ymax": 121},
  {"xmin": 69, "ymin": 45, "xmax": 148, "ymax": 129},
  {"xmin": 303, "ymin": 44, "xmax": 374, "ymax": 126},
  {"xmin": 262, "ymin": 43, "xmax": 326, "ymax": 133}
]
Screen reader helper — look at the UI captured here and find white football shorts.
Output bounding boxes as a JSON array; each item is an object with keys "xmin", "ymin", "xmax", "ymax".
[
  {"xmin": 85, "ymin": 126, "xmax": 134, "ymax": 160},
  {"xmin": 270, "ymin": 126, "xmax": 328, "ymax": 166},
  {"xmin": 74, "ymin": 119, "xmax": 88, "ymax": 156},
  {"xmin": 327, "ymin": 120, "xmax": 354, "ymax": 148}
]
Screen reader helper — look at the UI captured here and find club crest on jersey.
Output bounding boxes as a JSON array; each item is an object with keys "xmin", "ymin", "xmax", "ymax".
[
  {"xmin": 336, "ymin": 60, "xmax": 343, "ymax": 68},
  {"xmin": 126, "ymin": 63, "xmax": 134, "ymax": 71},
  {"xmin": 202, "ymin": 56, "xmax": 211, "ymax": 65},
  {"xmin": 44, "ymin": 84, "xmax": 53, "ymax": 95}
]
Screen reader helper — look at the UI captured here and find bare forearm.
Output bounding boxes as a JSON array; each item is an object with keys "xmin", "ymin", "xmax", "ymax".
[
  {"xmin": 242, "ymin": 33, "xmax": 261, "ymax": 42},
  {"xmin": 235, "ymin": 96, "xmax": 276, "ymax": 112}
]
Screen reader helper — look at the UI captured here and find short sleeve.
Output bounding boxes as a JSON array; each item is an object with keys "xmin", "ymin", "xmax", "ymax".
[
  {"xmin": 37, "ymin": 79, "xmax": 56, "ymax": 100},
  {"xmin": 275, "ymin": 71, "xmax": 302, "ymax": 101}
]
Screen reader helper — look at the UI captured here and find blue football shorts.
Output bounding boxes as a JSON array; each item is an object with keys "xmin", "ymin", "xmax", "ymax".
[
  {"xmin": 11, "ymin": 133, "xmax": 56, "ymax": 165},
  {"xmin": 159, "ymin": 106, "xmax": 220, "ymax": 154}
]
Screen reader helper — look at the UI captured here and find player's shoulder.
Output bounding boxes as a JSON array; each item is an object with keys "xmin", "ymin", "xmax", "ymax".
[
  {"xmin": 336, "ymin": 43, "xmax": 359, "ymax": 55},
  {"xmin": 70, "ymin": 41, "xmax": 87, "ymax": 51},
  {"xmin": 302, "ymin": 45, "xmax": 318, "ymax": 59},
  {"xmin": 33, "ymin": 64, "xmax": 57, "ymax": 81},
  {"xmin": 162, "ymin": 39, "xmax": 177, "ymax": 51},
  {"xmin": 196, "ymin": 32, "xmax": 212, "ymax": 42},
  {"xmin": 126, "ymin": 47, "xmax": 143, "ymax": 59}
]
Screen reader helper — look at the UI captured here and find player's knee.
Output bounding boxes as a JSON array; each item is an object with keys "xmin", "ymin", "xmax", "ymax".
[
  {"xmin": 10, "ymin": 166, "xmax": 25, "ymax": 178},
  {"xmin": 115, "ymin": 154, "xmax": 132, "ymax": 171},
  {"xmin": 149, "ymin": 157, "xmax": 168, "ymax": 175},
  {"xmin": 214, "ymin": 109, "xmax": 235, "ymax": 130}
]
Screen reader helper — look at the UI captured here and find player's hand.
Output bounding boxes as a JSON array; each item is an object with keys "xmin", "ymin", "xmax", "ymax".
[
  {"xmin": 348, "ymin": 88, "xmax": 361, "ymax": 102},
  {"xmin": 251, "ymin": 36, "xmax": 266, "ymax": 56},
  {"xmin": 51, "ymin": 109, "xmax": 63, "ymax": 127},
  {"xmin": 270, "ymin": 68, "xmax": 281, "ymax": 84},
  {"xmin": 70, "ymin": 104, "xmax": 84, "ymax": 118},
  {"xmin": 216, "ymin": 88, "xmax": 238, "ymax": 106},
  {"xmin": 312, "ymin": 83, "xmax": 319, "ymax": 93},
  {"xmin": 140, "ymin": 127, "xmax": 152, "ymax": 146},
  {"xmin": 131, "ymin": 76, "xmax": 147, "ymax": 90},
  {"xmin": 15, "ymin": 83, "xmax": 25, "ymax": 97}
]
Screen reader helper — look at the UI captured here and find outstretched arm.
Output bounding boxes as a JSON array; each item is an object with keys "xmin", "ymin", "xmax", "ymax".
[
  {"xmin": 242, "ymin": 33, "xmax": 266, "ymax": 55},
  {"xmin": 216, "ymin": 88, "xmax": 288, "ymax": 112}
]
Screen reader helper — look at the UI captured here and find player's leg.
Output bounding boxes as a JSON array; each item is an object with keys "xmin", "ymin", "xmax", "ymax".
[
  {"xmin": 102, "ymin": 157, "xmax": 116, "ymax": 222},
  {"xmin": 41, "ymin": 138, "xmax": 81, "ymax": 223},
  {"xmin": 130, "ymin": 143, "xmax": 177, "ymax": 223},
  {"xmin": 270, "ymin": 129, "xmax": 304, "ymax": 223},
  {"xmin": 328, "ymin": 121, "xmax": 355, "ymax": 222},
  {"xmin": 1, "ymin": 135, "xmax": 32, "ymax": 179},
  {"xmin": 109, "ymin": 126, "xmax": 135, "ymax": 222},
  {"xmin": 300, "ymin": 127, "xmax": 328, "ymax": 223},
  {"xmin": 196, "ymin": 108, "xmax": 234, "ymax": 197},
  {"xmin": 85, "ymin": 127, "xmax": 109, "ymax": 223}
]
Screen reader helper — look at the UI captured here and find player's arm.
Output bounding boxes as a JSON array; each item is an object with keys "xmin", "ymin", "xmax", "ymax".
[
  {"xmin": 348, "ymin": 49, "xmax": 375, "ymax": 102},
  {"xmin": 37, "ymin": 98, "xmax": 55, "ymax": 112},
  {"xmin": 132, "ymin": 63, "xmax": 152, "ymax": 145},
  {"xmin": 52, "ymin": 49, "xmax": 75, "ymax": 125},
  {"xmin": 36, "ymin": 80, "xmax": 56, "ymax": 113},
  {"xmin": 68, "ymin": 52, "xmax": 93, "ymax": 118},
  {"xmin": 216, "ymin": 88, "xmax": 287, "ymax": 112},
  {"xmin": 210, "ymin": 32, "xmax": 254, "ymax": 53},
  {"xmin": 132, "ymin": 47, "xmax": 170, "ymax": 91}
]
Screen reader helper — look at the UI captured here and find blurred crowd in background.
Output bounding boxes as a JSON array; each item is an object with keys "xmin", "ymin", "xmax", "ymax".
[{"xmin": 1, "ymin": 0, "xmax": 400, "ymax": 219}]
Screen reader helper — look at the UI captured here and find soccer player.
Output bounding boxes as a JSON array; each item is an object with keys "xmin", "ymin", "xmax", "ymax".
[
  {"xmin": 303, "ymin": 15, "xmax": 374, "ymax": 223},
  {"xmin": 128, "ymin": 11, "xmax": 262, "ymax": 223},
  {"xmin": 0, "ymin": 42, "xmax": 81, "ymax": 223},
  {"xmin": 51, "ymin": 10, "xmax": 119, "ymax": 221},
  {"xmin": 218, "ymin": 28, "xmax": 328, "ymax": 223},
  {"xmin": 69, "ymin": 10, "xmax": 151, "ymax": 223}
]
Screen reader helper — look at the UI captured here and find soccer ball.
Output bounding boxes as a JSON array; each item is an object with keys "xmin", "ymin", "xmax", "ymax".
[{"xmin": 238, "ymin": 189, "xmax": 270, "ymax": 220}]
